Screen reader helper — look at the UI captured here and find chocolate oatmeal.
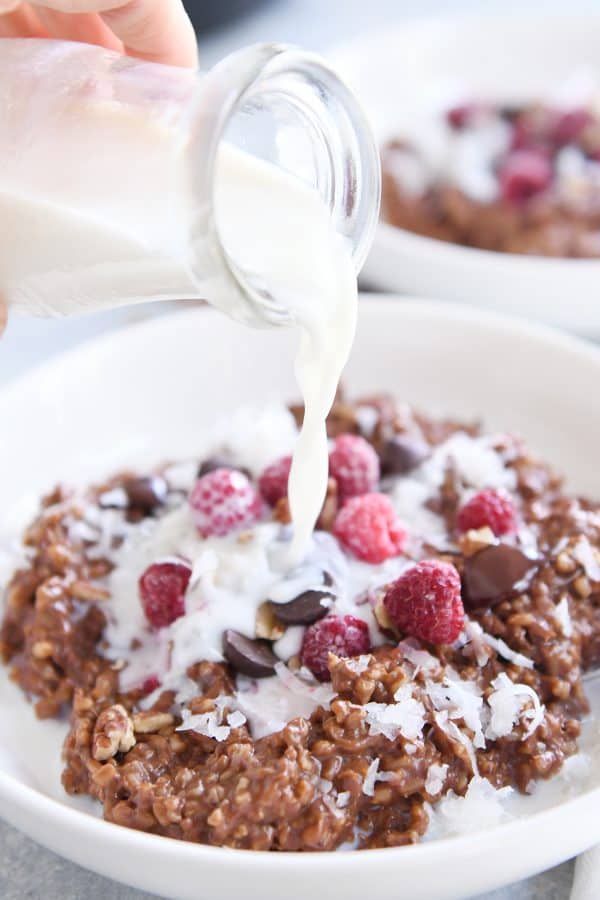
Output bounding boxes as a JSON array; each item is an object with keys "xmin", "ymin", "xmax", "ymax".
[
  {"xmin": 1, "ymin": 394, "xmax": 599, "ymax": 850},
  {"xmin": 382, "ymin": 99, "xmax": 600, "ymax": 256}
]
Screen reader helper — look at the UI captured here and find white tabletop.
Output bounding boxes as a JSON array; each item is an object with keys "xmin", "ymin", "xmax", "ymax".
[{"xmin": 0, "ymin": 0, "xmax": 594, "ymax": 896}]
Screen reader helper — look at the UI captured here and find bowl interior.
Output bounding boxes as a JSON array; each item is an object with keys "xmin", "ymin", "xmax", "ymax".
[{"xmin": 1, "ymin": 298, "xmax": 600, "ymax": 900}]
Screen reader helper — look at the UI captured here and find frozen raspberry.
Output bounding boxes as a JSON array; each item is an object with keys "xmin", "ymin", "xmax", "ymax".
[
  {"xmin": 446, "ymin": 103, "xmax": 476, "ymax": 130},
  {"xmin": 189, "ymin": 468, "xmax": 263, "ymax": 537},
  {"xmin": 498, "ymin": 150, "xmax": 553, "ymax": 204},
  {"xmin": 139, "ymin": 560, "xmax": 191, "ymax": 629},
  {"xmin": 457, "ymin": 488, "xmax": 517, "ymax": 536},
  {"xmin": 329, "ymin": 434, "xmax": 380, "ymax": 501},
  {"xmin": 140, "ymin": 675, "xmax": 160, "ymax": 695},
  {"xmin": 384, "ymin": 560, "xmax": 464, "ymax": 645},
  {"xmin": 552, "ymin": 108, "xmax": 592, "ymax": 147},
  {"xmin": 301, "ymin": 614, "xmax": 371, "ymax": 681},
  {"xmin": 258, "ymin": 455, "xmax": 292, "ymax": 506},
  {"xmin": 333, "ymin": 493, "xmax": 407, "ymax": 563}
]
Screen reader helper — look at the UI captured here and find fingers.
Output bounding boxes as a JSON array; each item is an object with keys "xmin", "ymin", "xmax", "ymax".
[
  {"xmin": 26, "ymin": 0, "xmax": 197, "ymax": 67},
  {"xmin": 0, "ymin": 301, "xmax": 7, "ymax": 337},
  {"xmin": 0, "ymin": 4, "xmax": 48, "ymax": 36},
  {"xmin": 101, "ymin": 0, "xmax": 198, "ymax": 68},
  {"xmin": 34, "ymin": 7, "xmax": 123, "ymax": 51}
]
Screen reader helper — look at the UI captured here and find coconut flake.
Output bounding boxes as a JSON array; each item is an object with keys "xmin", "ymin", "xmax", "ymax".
[
  {"xmin": 425, "ymin": 762, "xmax": 449, "ymax": 796},
  {"xmin": 227, "ymin": 710, "xmax": 247, "ymax": 729},
  {"xmin": 177, "ymin": 707, "xmax": 231, "ymax": 741},
  {"xmin": 362, "ymin": 758, "xmax": 380, "ymax": 796},
  {"xmin": 464, "ymin": 620, "xmax": 533, "ymax": 670},
  {"xmin": 354, "ymin": 406, "xmax": 380, "ymax": 437},
  {"xmin": 486, "ymin": 673, "xmax": 544, "ymax": 741},
  {"xmin": 98, "ymin": 487, "xmax": 128, "ymax": 508},
  {"xmin": 434, "ymin": 710, "xmax": 478, "ymax": 775},
  {"xmin": 163, "ymin": 460, "xmax": 198, "ymax": 492},
  {"xmin": 364, "ymin": 686, "xmax": 426, "ymax": 741},
  {"xmin": 573, "ymin": 537, "xmax": 600, "ymax": 582},
  {"xmin": 553, "ymin": 595, "xmax": 573, "ymax": 638},
  {"xmin": 343, "ymin": 655, "xmax": 371, "ymax": 675},
  {"xmin": 435, "ymin": 776, "xmax": 512, "ymax": 835},
  {"xmin": 398, "ymin": 640, "xmax": 439, "ymax": 674},
  {"xmin": 336, "ymin": 791, "xmax": 351, "ymax": 808},
  {"xmin": 426, "ymin": 672, "xmax": 485, "ymax": 748}
]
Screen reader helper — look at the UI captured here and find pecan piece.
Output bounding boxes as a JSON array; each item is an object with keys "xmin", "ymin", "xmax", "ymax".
[{"xmin": 92, "ymin": 704, "xmax": 136, "ymax": 761}]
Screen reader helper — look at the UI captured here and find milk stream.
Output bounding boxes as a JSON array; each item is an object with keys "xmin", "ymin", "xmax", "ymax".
[
  {"xmin": 1, "ymin": 126, "xmax": 356, "ymax": 561},
  {"xmin": 214, "ymin": 146, "xmax": 357, "ymax": 562}
]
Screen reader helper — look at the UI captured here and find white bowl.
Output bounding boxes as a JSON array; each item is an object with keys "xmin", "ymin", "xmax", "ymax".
[
  {"xmin": 330, "ymin": 15, "xmax": 600, "ymax": 337},
  {"xmin": 1, "ymin": 298, "xmax": 599, "ymax": 900}
]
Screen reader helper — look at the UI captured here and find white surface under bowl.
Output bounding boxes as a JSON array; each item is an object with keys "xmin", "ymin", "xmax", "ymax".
[
  {"xmin": 330, "ymin": 15, "xmax": 600, "ymax": 336},
  {"xmin": 0, "ymin": 298, "xmax": 599, "ymax": 900}
]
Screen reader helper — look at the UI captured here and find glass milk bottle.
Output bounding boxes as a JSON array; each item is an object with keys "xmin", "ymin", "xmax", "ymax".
[{"xmin": 0, "ymin": 39, "xmax": 380, "ymax": 327}]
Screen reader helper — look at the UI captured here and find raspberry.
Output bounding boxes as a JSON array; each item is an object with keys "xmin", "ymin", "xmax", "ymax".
[
  {"xmin": 189, "ymin": 468, "xmax": 263, "ymax": 537},
  {"xmin": 457, "ymin": 488, "xmax": 517, "ymax": 536},
  {"xmin": 258, "ymin": 455, "xmax": 292, "ymax": 506},
  {"xmin": 328, "ymin": 434, "xmax": 380, "ymax": 501},
  {"xmin": 384, "ymin": 560, "xmax": 464, "ymax": 645},
  {"xmin": 301, "ymin": 614, "xmax": 371, "ymax": 681},
  {"xmin": 333, "ymin": 493, "xmax": 407, "ymax": 563},
  {"xmin": 446, "ymin": 103, "xmax": 477, "ymax": 130},
  {"xmin": 139, "ymin": 560, "xmax": 191, "ymax": 629},
  {"xmin": 498, "ymin": 150, "xmax": 553, "ymax": 204},
  {"xmin": 552, "ymin": 108, "xmax": 592, "ymax": 147},
  {"xmin": 141, "ymin": 675, "xmax": 160, "ymax": 695}
]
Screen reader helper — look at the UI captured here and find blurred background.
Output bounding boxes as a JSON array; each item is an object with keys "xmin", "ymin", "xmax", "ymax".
[{"xmin": 0, "ymin": 0, "xmax": 597, "ymax": 386}]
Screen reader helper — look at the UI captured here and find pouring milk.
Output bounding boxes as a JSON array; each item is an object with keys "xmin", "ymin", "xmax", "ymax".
[{"xmin": 0, "ymin": 39, "xmax": 377, "ymax": 563}]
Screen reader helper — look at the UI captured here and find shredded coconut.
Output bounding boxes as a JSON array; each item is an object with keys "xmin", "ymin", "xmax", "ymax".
[
  {"xmin": 426, "ymin": 672, "xmax": 485, "ymax": 749},
  {"xmin": 362, "ymin": 758, "xmax": 380, "ymax": 796},
  {"xmin": 553, "ymin": 595, "xmax": 573, "ymax": 638},
  {"xmin": 364, "ymin": 686, "xmax": 426, "ymax": 741},
  {"xmin": 435, "ymin": 776, "xmax": 512, "ymax": 835},
  {"xmin": 177, "ymin": 708, "xmax": 230, "ymax": 741},
  {"xmin": 486, "ymin": 673, "xmax": 544, "ymax": 740},
  {"xmin": 573, "ymin": 537, "xmax": 600, "ymax": 582},
  {"xmin": 425, "ymin": 763, "xmax": 449, "ymax": 796},
  {"xmin": 336, "ymin": 791, "xmax": 351, "ymax": 808},
  {"xmin": 464, "ymin": 620, "xmax": 533, "ymax": 670},
  {"xmin": 343, "ymin": 655, "xmax": 371, "ymax": 675},
  {"xmin": 398, "ymin": 640, "xmax": 439, "ymax": 674},
  {"xmin": 434, "ymin": 710, "xmax": 478, "ymax": 775}
]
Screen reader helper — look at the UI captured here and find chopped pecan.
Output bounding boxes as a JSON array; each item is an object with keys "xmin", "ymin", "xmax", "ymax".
[{"xmin": 92, "ymin": 704, "xmax": 136, "ymax": 761}]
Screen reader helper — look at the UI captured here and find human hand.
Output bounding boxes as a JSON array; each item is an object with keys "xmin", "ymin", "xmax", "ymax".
[
  {"xmin": 0, "ymin": 0, "xmax": 198, "ymax": 68},
  {"xmin": 0, "ymin": 1, "xmax": 197, "ymax": 334}
]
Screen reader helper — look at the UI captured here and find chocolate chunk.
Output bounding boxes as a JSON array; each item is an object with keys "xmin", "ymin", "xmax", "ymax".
[
  {"xmin": 198, "ymin": 458, "xmax": 251, "ymax": 479},
  {"xmin": 223, "ymin": 630, "xmax": 277, "ymax": 678},
  {"xmin": 463, "ymin": 544, "xmax": 539, "ymax": 609},
  {"xmin": 379, "ymin": 434, "xmax": 430, "ymax": 476},
  {"xmin": 271, "ymin": 588, "xmax": 333, "ymax": 625},
  {"xmin": 123, "ymin": 476, "xmax": 167, "ymax": 514}
]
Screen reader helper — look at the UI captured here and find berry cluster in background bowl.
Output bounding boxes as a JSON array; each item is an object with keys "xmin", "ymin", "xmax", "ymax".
[
  {"xmin": 382, "ymin": 93, "xmax": 600, "ymax": 256},
  {"xmin": 1, "ymin": 393, "xmax": 599, "ymax": 850}
]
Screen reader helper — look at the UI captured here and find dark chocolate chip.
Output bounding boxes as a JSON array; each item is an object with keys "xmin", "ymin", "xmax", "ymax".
[
  {"xmin": 271, "ymin": 588, "xmax": 333, "ymax": 626},
  {"xmin": 499, "ymin": 105, "xmax": 522, "ymax": 123},
  {"xmin": 379, "ymin": 435, "xmax": 430, "ymax": 476},
  {"xmin": 463, "ymin": 544, "xmax": 539, "ymax": 609},
  {"xmin": 223, "ymin": 630, "xmax": 277, "ymax": 678},
  {"xmin": 197, "ymin": 458, "xmax": 251, "ymax": 479},
  {"xmin": 123, "ymin": 476, "xmax": 168, "ymax": 514}
]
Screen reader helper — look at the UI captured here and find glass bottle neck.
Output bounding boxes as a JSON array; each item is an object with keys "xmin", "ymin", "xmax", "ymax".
[{"xmin": 179, "ymin": 43, "xmax": 381, "ymax": 326}]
